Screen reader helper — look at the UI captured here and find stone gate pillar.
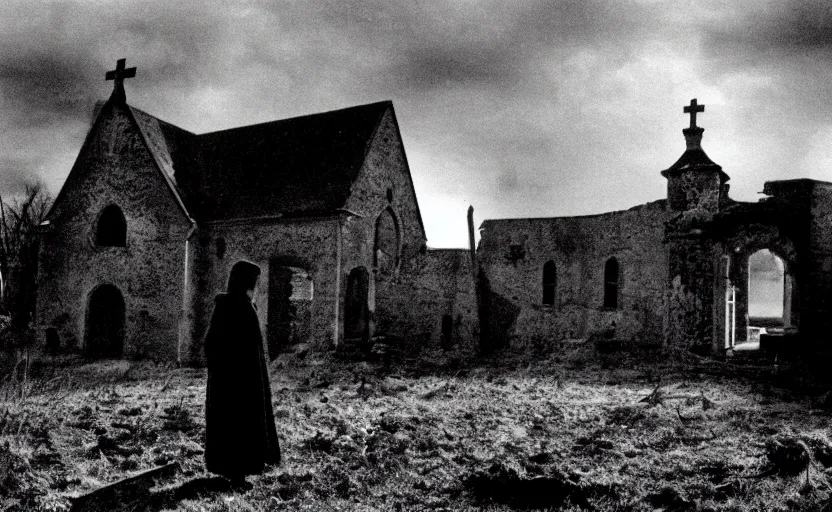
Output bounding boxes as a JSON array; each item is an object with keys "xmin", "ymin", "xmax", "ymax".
[{"xmin": 661, "ymin": 99, "xmax": 729, "ymax": 354}]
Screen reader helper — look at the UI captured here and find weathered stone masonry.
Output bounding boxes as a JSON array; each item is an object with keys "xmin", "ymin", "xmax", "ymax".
[
  {"xmin": 477, "ymin": 201, "xmax": 671, "ymax": 348},
  {"xmin": 37, "ymin": 102, "xmax": 192, "ymax": 360}
]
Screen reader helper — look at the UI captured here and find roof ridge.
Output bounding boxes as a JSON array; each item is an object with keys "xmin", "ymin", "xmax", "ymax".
[
  {"xmin": 124, "ymin": 104, "xmax": 195, "ymax": 223},
  {"xmin": 197, "ymin": 100, "xmax": 392, "ymax": 138}
]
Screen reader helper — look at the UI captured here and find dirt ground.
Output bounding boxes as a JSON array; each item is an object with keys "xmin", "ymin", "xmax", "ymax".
[{"xmin": 2, "ymin": 343, "xmax": 832, "ymax": 511}]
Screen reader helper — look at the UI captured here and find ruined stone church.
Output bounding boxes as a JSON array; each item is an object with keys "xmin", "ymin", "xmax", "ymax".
[
  {"xmin": 35, "ymin": 60, "xmax": 832, "ymax": 362},
  {"xmin": 477, "ymin": 100, "xmax": 832, "ymax": 357}
]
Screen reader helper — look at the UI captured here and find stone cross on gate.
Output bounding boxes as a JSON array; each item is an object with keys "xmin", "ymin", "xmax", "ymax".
[
  {"xmin": 105, "ymin": 58, "xmax": 136, "ymax": 104},
  {"xmin": 683, "ymin": 98, "xmax": 704, "ymax": 129}
]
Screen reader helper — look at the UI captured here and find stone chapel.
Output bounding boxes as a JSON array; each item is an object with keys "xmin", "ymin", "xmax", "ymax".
[{"xmin": 35, "ymin": 60, "xmax": 477, "ymax": 363}]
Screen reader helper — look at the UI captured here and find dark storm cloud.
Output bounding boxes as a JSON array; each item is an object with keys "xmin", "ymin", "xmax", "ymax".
[
  {"xmin": 0, "ymin": 2, "xmax": 233, "ymax": 127},
  {"xmin": 1, "ymin": 0, "xmax": 830, "ymax": 246},
  {"xmin": 382, "ymin": 0, "xmax": 655, "ymax": 92},
  {"xmin": 695, "ymin": 0, "xmax": 832, "ymax": 208},
  {"xmin": 0, "ymin": 53, "xmax": 99, "ymax": 127},
  {"xmin": 394, "ymin": 47, "xmax": 521, "ymax": 90},
  {"xmin": 705, "ymin": 1, "xmax": 832, "ymax": 56}
]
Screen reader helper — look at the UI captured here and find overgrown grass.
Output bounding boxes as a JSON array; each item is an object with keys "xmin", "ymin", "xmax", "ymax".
[{"xmin": 1, "ymin": 344, "xmax": 831, "ymax": 511}]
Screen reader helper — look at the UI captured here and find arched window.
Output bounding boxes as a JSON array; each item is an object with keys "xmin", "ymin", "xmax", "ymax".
[
  {"xmin": 374, "ymin": 207, "xmax": 400, "ymax": 278},
  {"xmin": 96, "ymin": 205, "xmax": 126, "ymax": 247},
  {"xmin": 604, "ymin": 258, "xmax": 619, "ymax": 308},
  {"xmin": 542, "ymin": 260, "xmax": 556, "ymax": 305}
]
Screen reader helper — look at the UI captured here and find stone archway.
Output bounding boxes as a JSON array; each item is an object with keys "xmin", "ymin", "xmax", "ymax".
[
  {"xmin": 717, "ymin": 232, "xmax": 799, "ymax": 351},
  {"xmin": 748, "ymin": 249, "xmax": 787, "ymax": 327},
  {"xmin": 85, "ymin": 284, "xmax": 125, "ymax": 358},
  {"xmin": 344, "ymin": 267, "xmax": 370, "ymax": 344}
]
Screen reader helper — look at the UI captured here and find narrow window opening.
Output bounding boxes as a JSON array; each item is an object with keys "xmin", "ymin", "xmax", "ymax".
[
  {"xmin": 542, "ymin": 260, "xmax": 556, "ymax": 305},
  {"xmin": 603, "ymin": 258, "xmax": 619, "ymax": 309}
]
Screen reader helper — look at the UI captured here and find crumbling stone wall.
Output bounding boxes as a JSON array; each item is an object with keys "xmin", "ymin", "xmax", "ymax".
[
  {"xmin": 375, "ymin": 249, "xmax": 477, "ymax": 349},
  {"xmin": 807, "ymin": 183, "xmax": 832, "ymax": 343},
  {"xmin": 477, "ymin": 200, "xmax": 671, "ymax": 348},
  {"xmin": 667, "ymin": 170, "xmax": 722, "ymax": 213},
  {"xmin": 36, "ymin": 103, "xmax": 192, "ymax": 360}
]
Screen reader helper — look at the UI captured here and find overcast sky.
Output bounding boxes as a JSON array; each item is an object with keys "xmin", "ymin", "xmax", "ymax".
[{"xmin": 0, "ymin": 0, "xmax": 830, "ymax": 247}]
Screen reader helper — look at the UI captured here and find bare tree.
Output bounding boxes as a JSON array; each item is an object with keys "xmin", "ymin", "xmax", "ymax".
[
  {"xmin": 0, "ymin": 182, "xmax": 52, "ymax": 396},
  {"xmin": 0, "ymin": 182, "xmax": 52, "ymax": 327}
]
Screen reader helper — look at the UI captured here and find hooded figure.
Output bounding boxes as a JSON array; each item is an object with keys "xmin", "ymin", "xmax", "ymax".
[{"xmin": 204, "ymin": 260, "xmax": 280, "ymax": 482}]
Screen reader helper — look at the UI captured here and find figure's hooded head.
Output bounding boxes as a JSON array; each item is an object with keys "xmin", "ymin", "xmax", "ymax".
[{"xmin": 227, "ymin": 260, "xmax": 261, "ymax": 296}]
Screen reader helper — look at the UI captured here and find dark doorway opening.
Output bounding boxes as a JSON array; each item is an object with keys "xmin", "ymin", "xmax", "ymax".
[
  {"xmin": 266, "ymin": 264, "xmax": 313, "ymax": 359},
  {"xmin": 85, "ymin": 284, "xmax": 125, "ymax": 358},
  {"xmin": 542, "ymin": 260, "xmax": 556, "ymax": 306},
  {"xmin": 344, "ymin": 267, "xmax": 370, "ymax": 344}
]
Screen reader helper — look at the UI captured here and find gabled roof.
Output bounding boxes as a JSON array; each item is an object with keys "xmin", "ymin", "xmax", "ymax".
[
  {"xmin": 45, "ymin": 100, "xmax": 198, "ymax": 225},
  {"xmin": 197, "ymin": 101, "xmax": 390, "ymax": 220},
  {"xmin": 126, "ymin": 101, "xmax": 394, "ymax": 222},
  {"xmin": 127, "ymin": 105, "xmax": 200, "ymax": 222},
  {"xmin": 128, "ymin": 105, "xmax": 200, "ymax": 193},
  {"xmin": 51, "ymin": 99, "xmax": 410, "ymax": 227}
]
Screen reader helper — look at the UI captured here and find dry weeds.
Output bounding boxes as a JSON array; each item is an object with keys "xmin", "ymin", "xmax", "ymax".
[{"xmin": 1, "ymin": 344, "xmax": 831, "ymax": 511}]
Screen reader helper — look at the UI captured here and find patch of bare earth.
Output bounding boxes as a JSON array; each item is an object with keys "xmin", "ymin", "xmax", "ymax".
[{"xmin": 2, "ymin": 344, "xmax": 832, "ymax": 511}]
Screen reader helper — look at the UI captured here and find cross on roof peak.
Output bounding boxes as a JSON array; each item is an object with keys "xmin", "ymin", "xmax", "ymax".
[
  {"xmin": 105, "ymin": 58, "xmax": 136, "ymax": 104},
  {"xmin": 683, "ymin": 98, "xmax": 704, "ymax": 129}
]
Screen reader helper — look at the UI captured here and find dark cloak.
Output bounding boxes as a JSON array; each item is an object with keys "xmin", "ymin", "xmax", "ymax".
[{"xmin": 204, "ymin": 292, "xmax": 280, "ymax": 477}]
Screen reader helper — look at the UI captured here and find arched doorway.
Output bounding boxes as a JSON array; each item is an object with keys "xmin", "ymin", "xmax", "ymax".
[
  {"xmin": 344, "ymin": 267, "xmax": 370, "ymax": 344},
  {"xmin": 747, "ymin": 249, "xmax": 789, "ymax": 344},
  {"xmin": 85, "ymin": 284, "xmax": 125, "ymax": 358}
]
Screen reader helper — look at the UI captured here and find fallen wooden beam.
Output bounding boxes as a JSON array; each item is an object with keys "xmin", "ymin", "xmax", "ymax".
[{"xmin": 68, "ymin": 462, "xmax": 179, "ymax": 512}]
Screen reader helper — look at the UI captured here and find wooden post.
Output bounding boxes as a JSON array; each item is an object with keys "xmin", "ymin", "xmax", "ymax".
[
  {"xmin": 467, "ymin": 206, "xmax": 477, "ymax": 277},
  {"xmin": 69, "ymin": 462, "xmax": 179, "ymax": 512},
  {"xmin": 467, "ymin": 206, "xmax": 483, "ymax": 348}
]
